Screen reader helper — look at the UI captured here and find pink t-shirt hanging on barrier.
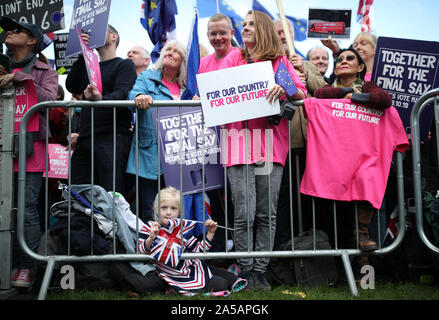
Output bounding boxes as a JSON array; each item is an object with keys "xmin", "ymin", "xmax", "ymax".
[{"xmin": 300, "ymin": 97, "xmax": 409, "ymax": 209}]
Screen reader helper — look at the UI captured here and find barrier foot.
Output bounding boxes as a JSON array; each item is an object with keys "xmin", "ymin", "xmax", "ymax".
[
  {"xmin": 341, "ymin": 251, "xmax": 358, "ymax": 296},
  {"xmin": 38, "ymin": 258, "xmax": 55, "ymax": 300}
]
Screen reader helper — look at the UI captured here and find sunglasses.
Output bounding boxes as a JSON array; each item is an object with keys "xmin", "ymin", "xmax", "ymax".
[
  {"xmin": 10, "ymin": 27, "xmax": 32, "ymax": 36},
  {"xmin": 335, "ymin": 55, "xmax": 357, "ymax": 64}
]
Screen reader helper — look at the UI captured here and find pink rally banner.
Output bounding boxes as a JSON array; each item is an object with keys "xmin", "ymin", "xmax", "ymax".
[
  {"xmin": 13, "ymin": 79, "xmax": 39, "ymax": 132},
  {"xmin": 76, "ymin": 25, "xmax": 102, "ymax": 94},
  {"xmin": 44, "ymin": 144, "xmax": 71, "ymax": 179}
]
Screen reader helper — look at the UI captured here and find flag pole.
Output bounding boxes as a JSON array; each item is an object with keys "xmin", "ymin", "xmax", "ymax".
[
  {"xmin": 275, "ymin": 0, "xmax": 295, "ymax": 55},
  {"xmin": 216, "ymin": 0, "xmax": 220, "ymax": 13}
]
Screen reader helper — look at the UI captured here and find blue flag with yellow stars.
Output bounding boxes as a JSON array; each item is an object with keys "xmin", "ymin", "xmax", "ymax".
[
  {"xmin": 275, "ymin": 60, "xmax": 298, "ymax": 97},
  {"xmin": 197, "ymin": 0, "xmax": 244, "ymax": 47},
  {"xmin": 141, "ymin": 0, "xmax": 178, "ymax": 62}
]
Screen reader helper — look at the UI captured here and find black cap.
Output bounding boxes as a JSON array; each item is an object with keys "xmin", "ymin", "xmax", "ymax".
[{"xmin": 0, "ymin": 17, "xmax": 44, "ymax": 52}]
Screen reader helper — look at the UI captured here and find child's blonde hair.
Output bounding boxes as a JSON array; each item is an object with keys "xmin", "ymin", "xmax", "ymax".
[{"xmin": 152, "ymin": 186, "xmax": 184, "ymax": 219}]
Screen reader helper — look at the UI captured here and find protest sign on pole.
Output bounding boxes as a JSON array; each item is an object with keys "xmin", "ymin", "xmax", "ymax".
[
  {"xmin": 150, "ymin": 106, "xmax": 224, "ymax": 196},
  {"xmin": 372, "ymin": 37, "xmax": 439, "ymax": 141},
  {"xmin": 0, "ymin": 0, "xmax": 65, "ymax": 33},
  {"xmin": 53, "ymin": 33, "xmax": 78, "ymax": 75},
  {"xmin": 65, "ymin": 0, "xmax": 112, "ymax": 58},
  {"xmin": 77, "ymin": 26, "xmax": 102, "ymax": 94},
  {"xmin": 196, "ymin": 61, "xmax": 280, "ymax": 128}
]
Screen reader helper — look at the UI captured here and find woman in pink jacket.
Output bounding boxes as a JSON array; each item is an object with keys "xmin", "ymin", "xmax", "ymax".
[{"xmin": 0, "ymin": 17, "xmax": 58, "ymax": 288}]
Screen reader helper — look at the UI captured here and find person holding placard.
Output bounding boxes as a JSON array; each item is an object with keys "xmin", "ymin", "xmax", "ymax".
[
  {"xmin": 126, "ymin": 40, "xmax": 188, "ymax": 223},
  {"xmin": 0, "ymin": 17, "xmax": 58, "ymax": 288},
  {"xmin": 225, "ymin": 10, "xmax": 306, "ymax": 291},
  {"xmin": 66, "ymin": 25, "xmax": 137, "ymax": 197}
]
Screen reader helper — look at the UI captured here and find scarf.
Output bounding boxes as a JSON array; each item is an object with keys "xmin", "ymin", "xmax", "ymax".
[
  {"xmin": 10, "ymin": 53, "xmax": 37, "ymax": 70},
  {"xmin": 333, "ymin": 77, "xmax": 364, "ymax": 93}
]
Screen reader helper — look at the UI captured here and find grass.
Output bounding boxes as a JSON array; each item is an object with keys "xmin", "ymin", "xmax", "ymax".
[{"xmin": 46, "ymin": 281, "xmax": 439, "ymax": 300}]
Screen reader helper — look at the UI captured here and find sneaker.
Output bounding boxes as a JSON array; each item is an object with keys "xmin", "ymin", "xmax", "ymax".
[
  {"xmin": 239, "ymin": 270, "xmax": 255, "ymax": 290},
  {"xmin": 227, "ymin": 263, "xmax": 242, "ymax": 277},
  {"xmin": 254, "ymin": 271, "xmax": 272, "ymax": 291},
  {"xmin": 11, "ymin": 269, "xmax": 20, "ymax": 283},
  {"xmin": 13, "ymin": 269, "xmax": 30, "ymax": 288}
]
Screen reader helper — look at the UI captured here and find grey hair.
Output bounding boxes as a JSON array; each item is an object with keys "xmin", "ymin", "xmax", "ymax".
[
  {"xmin": 152, "ymin": 39, "xmax": 187, "ymax": 87},
  {"xmin": 306, "ymin": 46, "xmax": 329, "ymax": 61},
  {"xmin": 273, "ymin": 18, "xmax": 295, "ymax": 37},
  {"xmin": 138, "ymin": 46, "xmax": 151, "ymax": 68}
]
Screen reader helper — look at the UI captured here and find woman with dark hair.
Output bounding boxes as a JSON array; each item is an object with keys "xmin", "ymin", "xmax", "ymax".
[
  {"xmin": 0, "ymin": 17, "xmax": 58, "ymax": 287},
  {"xmin": 314, "ymin": 46, "xmax": 391, "ymax": 110},
  {"xmin": 225, "ymin": 10, "xmax": 306, "ymax": 291},
  {"xmin": 314, "ymin": 46, "xmax": 392, "ymax": 252}
]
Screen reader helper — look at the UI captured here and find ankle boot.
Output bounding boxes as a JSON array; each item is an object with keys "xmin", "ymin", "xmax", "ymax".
[{"xmin": 355, "ymin": 205, "xmax": 378, "ymax": 252}]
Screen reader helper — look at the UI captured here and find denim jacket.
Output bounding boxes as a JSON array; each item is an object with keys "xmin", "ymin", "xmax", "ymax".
[{"xmin": 126, "ymin": 69, "xmax": 186, "ymax": 180}]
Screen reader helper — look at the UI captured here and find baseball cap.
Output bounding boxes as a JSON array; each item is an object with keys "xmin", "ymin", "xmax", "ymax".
[{"xmin": 0, "ymin": 17, "xmax": 44, "ymax": 52}]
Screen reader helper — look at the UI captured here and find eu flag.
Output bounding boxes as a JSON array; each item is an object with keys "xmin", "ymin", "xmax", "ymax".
[
  {"xmin": 141, "ymin": 0, "xmax": 178, "ymax": 62},
  {"xmin": 181, "ymin": 8, "xmax": 199, "ymax": 100},
  {"xmin": 252, "ymin": 0, "xmax": 274, "ymax": 19},
  {"xmin": 285, "ymin": 15, "xmax": 307, "ymax": 42},
  {"xmin": 275, "ymin": 60, "xmax": 298, "ymax": 97},
  {"xmin": 197, "ymin": 0, "xmax": 244, "ymax": 47}
]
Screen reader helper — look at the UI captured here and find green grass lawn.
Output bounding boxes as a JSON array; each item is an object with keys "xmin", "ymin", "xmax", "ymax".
[{"xmin": 46, "ymin": 281, "xmax": 439, "ymax": 300}]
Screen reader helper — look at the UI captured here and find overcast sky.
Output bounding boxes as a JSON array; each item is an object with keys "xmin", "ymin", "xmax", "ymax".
[{"xmin": 51, "ymin": 0, "xmax": 439, "ymax": 99}]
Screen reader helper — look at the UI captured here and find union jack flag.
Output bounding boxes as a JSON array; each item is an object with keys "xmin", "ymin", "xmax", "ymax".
[
  {"xmin": 146, "ymin": 218, "xmax": 197, "ymax": 268},
  {"xmin": 356, "ymin": 0, "xmax": 374, "ymax": 32}
]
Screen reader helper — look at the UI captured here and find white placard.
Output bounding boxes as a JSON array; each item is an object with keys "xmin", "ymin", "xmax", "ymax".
[{"xmin": 196, "ymin": 61, "xmax": 280, "ymax": 128}]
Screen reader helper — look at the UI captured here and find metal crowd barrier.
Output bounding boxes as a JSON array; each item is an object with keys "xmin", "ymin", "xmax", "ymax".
[
  {"xmin": 11, "ymin": 98, "xmax": 408, "ymax": 300},
  {"xmin": 410, "ymin": 87, "xmax": 439, "ymax": 254}
]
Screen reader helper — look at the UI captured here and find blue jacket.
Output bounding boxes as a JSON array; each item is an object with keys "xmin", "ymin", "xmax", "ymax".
[{"xmin": 126, "ymin": 69, "xmax": 186, "ymax": 180}]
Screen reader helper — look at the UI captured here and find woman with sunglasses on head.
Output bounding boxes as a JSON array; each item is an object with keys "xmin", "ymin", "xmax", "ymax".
[
  {"xmin": 314, "ymin": 46, "xmax": 392, "ymax": 254},
  {"xmin": 0, "ymin": 17, "xmax": 58, "ymax": 288}
]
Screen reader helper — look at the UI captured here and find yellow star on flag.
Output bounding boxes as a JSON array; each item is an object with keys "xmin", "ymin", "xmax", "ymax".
[
  {"xmin": 150, "ymin": 1, "xmax": 158, "ymax": 11},
  {"xmin": 148, "ymin": 17, "xmax": 154, "ymax": 28}
]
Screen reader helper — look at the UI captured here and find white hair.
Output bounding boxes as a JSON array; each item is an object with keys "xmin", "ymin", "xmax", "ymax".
[{"xmin": 152, "ymin": 40, "xmax": 187, "ymax": 87}]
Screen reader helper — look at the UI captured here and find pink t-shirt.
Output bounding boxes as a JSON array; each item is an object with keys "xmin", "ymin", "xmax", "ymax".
[
  {"xmin": 221, "ymin": 55, "xmax": 307, "ymax": 167},
  {"xmin": 300, "ymin": 98, "xmax": 409, "ymax": 209},
  {"xmin": 161, "ymin": 78, "xmax": 180, "ymax": 100},
  {"xmin": 198, "ymin": 46, "xmax": 242, "ymax": 74},
  {"xmin": 364, "ymin": 73, "xmax": 372, "ymax": 82}
]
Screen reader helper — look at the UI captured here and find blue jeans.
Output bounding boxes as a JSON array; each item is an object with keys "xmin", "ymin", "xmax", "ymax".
[{"xmin": 13, "ymin": 172, "xmax": 43, "ymax": 269}]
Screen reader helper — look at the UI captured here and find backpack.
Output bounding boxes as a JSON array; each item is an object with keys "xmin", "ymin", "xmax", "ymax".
[{"xmin": 269, "ymin": 230, "xmax": 338, "ymax": 287}]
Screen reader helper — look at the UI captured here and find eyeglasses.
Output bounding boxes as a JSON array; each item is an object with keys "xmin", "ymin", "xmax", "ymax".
[{"xmin": 335, "ymin": 55, "xmax": 357, "ymax": 64}]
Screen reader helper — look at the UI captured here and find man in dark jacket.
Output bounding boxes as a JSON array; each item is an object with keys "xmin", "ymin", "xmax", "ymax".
[{"xmin": 66, "ymin": 25, "xmax": 136, "ymax": 196}]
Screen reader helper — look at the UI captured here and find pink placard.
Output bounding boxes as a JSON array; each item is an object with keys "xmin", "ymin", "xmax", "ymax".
[
  {"xmin": 44, "ymin": 144, "xmax": 71, "ymax": 179},
  {"xmin": 76, "ymin": 25, "xmax": 102, "ymax": 94},
  {"xmin": 13, "ymin": 79, "xmax": 39, "ymax": 132}
]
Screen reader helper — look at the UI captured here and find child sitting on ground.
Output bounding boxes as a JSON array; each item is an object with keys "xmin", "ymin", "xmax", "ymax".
[{"xmin": 137, "ymin": 186, "xmax": 246, "ymax": 295}]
